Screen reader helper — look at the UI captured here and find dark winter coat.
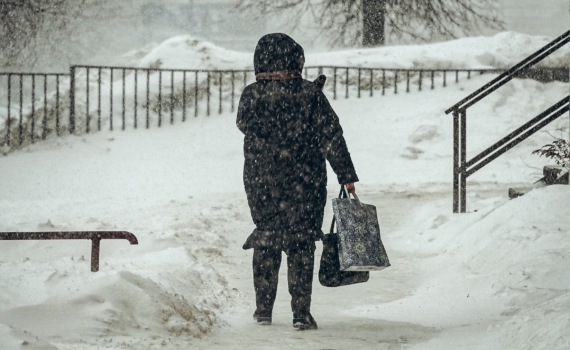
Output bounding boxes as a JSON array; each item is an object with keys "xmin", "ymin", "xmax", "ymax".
[{"xmin": 237, "ymin": 33, "xmax": 358, "ymax": 251}]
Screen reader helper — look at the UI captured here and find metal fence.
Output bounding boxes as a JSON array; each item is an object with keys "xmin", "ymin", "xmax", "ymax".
[
  {"xmin": 0, "ymin": 72, "xmax": 69, "ymax": 147},
  {"xmin": 69, "ymin": 65, "xmax": 569, "ymax": 133},
  {"xmin": 2, "ymin": 66, "xmax": 567, "ymax": 150},
  {"xmin": 68, "ymin": 65, "xmax": 252, "ymax": 133}
]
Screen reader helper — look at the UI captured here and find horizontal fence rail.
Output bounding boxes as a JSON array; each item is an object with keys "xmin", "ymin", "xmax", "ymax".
[
  {"xmin": 0, "ymin": 231, "xmax": 138, "ymax": 272},
  {"xmin": 0, "ymin": 72, "xmax": 69, "ymax": 148},
  {"xmin": 446, "ymin": 29, "xmax": 570, "ymax": 213}
]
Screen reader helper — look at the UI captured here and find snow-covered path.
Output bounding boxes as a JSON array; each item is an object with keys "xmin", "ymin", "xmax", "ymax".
[{"xmin": 194, "ymin": 190, "xmax": 443, "ymax": 350}]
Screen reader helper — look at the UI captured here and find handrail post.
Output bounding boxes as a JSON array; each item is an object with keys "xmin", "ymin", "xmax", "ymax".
[
  {"xmin": 453, "ymin": 110, "xmax": 460, "ymax": 213},
  {"xmin": 91, "ymin": 237, "xmax": 100, "ymax": 272},
  {"xmin": 460, "ymin": 109, "xmax": 467, "ymax": 213}
]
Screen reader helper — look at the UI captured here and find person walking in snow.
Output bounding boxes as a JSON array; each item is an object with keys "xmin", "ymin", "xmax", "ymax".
[{"xmin": 237, "ymin": 33, "xmax": 359, "ymax": 331}]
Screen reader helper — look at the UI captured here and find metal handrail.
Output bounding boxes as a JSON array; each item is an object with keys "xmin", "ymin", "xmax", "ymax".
[
  {"xmin": 446, "ymin": 29, "xmax": 570, "ymax": 213},
  {"xmin": 464, "ymin": 97, "xmax": 570, "ymax": 171},
  {"xmin": 0, "ymin": 231, "xmax": 138, "ymax": 272},
  {"xmin": 445, "ymin": 30, "xmax": 570, "ymax": 114},
  {"xmin": 463, "ymin": 97, "xmax": 569, "ymax": 178}
]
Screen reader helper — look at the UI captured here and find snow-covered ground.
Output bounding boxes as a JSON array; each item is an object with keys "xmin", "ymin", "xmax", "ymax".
[{"xmin": 0, "ymin": 33, "xmax": 569, "ymax": 349}]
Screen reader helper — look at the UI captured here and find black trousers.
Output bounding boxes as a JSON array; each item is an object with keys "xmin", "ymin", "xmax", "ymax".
[{"xmin": 253, "ymin": 242, "xmax": 316, "ymax": 316}]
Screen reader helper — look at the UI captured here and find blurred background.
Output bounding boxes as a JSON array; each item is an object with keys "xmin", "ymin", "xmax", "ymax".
[{"xmin": 0, "ymin": 0, "xmax": 568, "ymax": 72}]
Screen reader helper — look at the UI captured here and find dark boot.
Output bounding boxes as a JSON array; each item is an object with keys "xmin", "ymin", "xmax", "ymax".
[
  {"xmin": 253, "ymin": 309, "xmax": 272, "ymax": 325},
  {"xmin": 293, "ymin": 312, "xmax": 318, "ymax": 330},
  {"xmin": 253, "ymin": 247, "xmax": 282, "ymax": 325}
]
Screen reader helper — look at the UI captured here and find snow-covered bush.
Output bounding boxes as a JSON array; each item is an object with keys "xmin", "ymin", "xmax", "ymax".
[{"xmin": 532, "ymin": 138, "xmax": 570, "ymax": 171}]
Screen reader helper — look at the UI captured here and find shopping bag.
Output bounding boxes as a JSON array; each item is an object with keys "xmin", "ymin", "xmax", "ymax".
[
  {"xmin": 332, "ymin": 186, "xmax": 390, "ymax": 272},
  {"xmin": 318, "ymin": 186, "xmax": 370, "ymax": 287}
]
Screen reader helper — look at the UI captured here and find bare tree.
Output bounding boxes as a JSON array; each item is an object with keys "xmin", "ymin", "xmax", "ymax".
[
  {"xmin": 236, "ymin": 0, "xmax": 504, "ymax": 47},
  {"xmin": 0, "ymin": 0, "xmax": 130, "ymax": 71},
  {"xmin": 0, "ymin": 1, "xmax": 83, "ymax": 69}
]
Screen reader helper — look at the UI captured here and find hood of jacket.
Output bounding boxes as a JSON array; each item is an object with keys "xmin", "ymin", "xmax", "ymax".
[{"xmin": 254, "ymin": 33, "xmax": 305, "ymax": 75}]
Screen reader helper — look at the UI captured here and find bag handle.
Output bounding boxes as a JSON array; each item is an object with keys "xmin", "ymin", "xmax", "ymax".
[
  {"xmin": 329, "ymin": 185, "xmax": 348, "ymax": 234},
  {"xmin": 329, "ymin": 185, "xmax": 363, "ymax": 234}
]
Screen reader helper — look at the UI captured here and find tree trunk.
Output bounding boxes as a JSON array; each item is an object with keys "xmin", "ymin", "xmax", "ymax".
[{"xmin": 362, "ymin": 0, "xmax": 385, "ymax": 46}]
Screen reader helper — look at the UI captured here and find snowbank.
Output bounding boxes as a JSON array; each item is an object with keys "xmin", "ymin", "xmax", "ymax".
[
  {"xmin": 356, "ymin": 185, "xmax": 570, "ymax": 349},
  {"xmin": 134, "ymin": 32, "xmax": 570, "ymax": 71},
  {"xmin": 0, "ymin": 194, "xmax": 250, "ymax": 348},
  {"xmin": 137, "ymin": 36, "xmax": 251, "ymax": 71}
]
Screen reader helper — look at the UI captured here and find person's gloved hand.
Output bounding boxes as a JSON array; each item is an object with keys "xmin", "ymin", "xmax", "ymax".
[{"xmin": 345, "ymin": 182, "xmax": 355, "ymax": 194}]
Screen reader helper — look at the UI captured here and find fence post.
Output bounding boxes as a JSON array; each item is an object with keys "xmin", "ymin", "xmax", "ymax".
[
  {"xmin": 98, "ymin": 69, "xmax": 101, "ymax": 131},
  {"xmin": 195, "ymin": 71, "xmax": 199, "ymax": 117},
  {"xmin": 207, "ymin": 72, "xmax": 210, "ymax": 116},
  {"xmin": 345, "ymin": 68, "xmax": 349, "ymax": 99},
  {"xmin": 183, "ymin": 71, "xmax": 187, "ymax": 121},
  {"xmin": 6, "ymin": 73, "xmax": 11, "ymax": 146},
  {"xmin": 406, "ymin": 71, "xmax": 410, "ymax": 93},
  {"xmin": 333, "ymin": 68, "xmax": 337, "ymax": 100},
  {"xmin": 357, "ymin": 68, "xmax": 361, "ymax": 98},
  {"xmin": 158, "ymin": 70, "xmax": 162, "ymax": 127},
  {"xmin": 146, "ymin": 69, "xmax": 150, "ymax": 128},
  {"xmin": 170, "ymin": 70, "xmax": 174, "ymax": 124},
  {"xmin": 219, "ymin": 71, "xmax": 222, "ymax": 115},
  {"xmin": 19, "ymin": 74, "xmax": 22, "ymax": 145},
  {"xmin": 134, "ymin": 69, "xmax": 138, "ymax": 128},
  {"xmin": 394, "ymin": 70, "xmax": 398, "ymax": 94},
  {"xmin": 31, "ymin": 75, "xmax": 35, "ymax": 143},
  {"xmin": 382, "ymin": 70, "xmax": 385, "ymax": 96},
  {"xmin": 86, "ymin": 67, "xmax": 90, "ymax": 133},
  {"xmin": 231, "ymin": 71, "xmax": 235, "ymax": 113},
  {"xmin": 56, "ymin": 75, "xmax": 60, "ymax": 136},
  {"xmin": 419, "ymin": 71, "xmax": 422, "ymax": 91},
  {"xmin": 110, "ymin": 69, "xmax": 113, "ymax": 131},
  {"xmin": 43, "ymin": 75, "xmax": 47, "ymax": 139},
  {"xmin": 69, "ymin": 67, "xmax": 75, "ymax": 134},
  {"xmin": 122, "ymin": 69, "xmax": 126, "ymax": 130},
  {"xmin": 370, "ymin": 69, "xmax": 373, "ymax": 97}
]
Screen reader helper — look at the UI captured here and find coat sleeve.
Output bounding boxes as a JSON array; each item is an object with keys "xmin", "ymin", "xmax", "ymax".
[
  {"xmin": 236, "ymin": 87, "xmax": 250, "ymax": 134},
  {"xmin": 236, "ymin": 86, "xmax": 271, "ymax": 138},
  {"xmin": 315, "ymin": 91, "xmax": 359, "ymax": 184}
]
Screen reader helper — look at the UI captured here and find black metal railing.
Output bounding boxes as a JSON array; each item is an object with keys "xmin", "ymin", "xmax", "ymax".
[
  {"xmin": 0, "ymin": 231, "xmax": 138, "ymax": 272},
  {"xmin": 65, "ymin": 64, "xmax": 568, "ymax": 133},
  {"xmin": 0, "ymin": 72, "xmax": 69, "ymax": 147},
  {"xmin": 2, "ymin": 65, "xmax": 567, "ymax": 151},
  {"xmin": 68, "ymin": 65, "xmax": 253, "ymax": 133},
  {"xmin": 445, "ymin": 29, "xmax": 570, "ymax": 213}
]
